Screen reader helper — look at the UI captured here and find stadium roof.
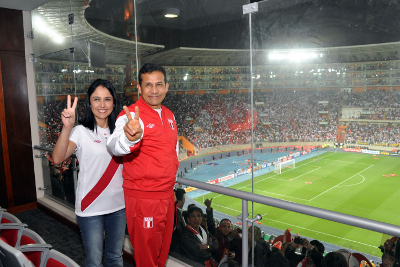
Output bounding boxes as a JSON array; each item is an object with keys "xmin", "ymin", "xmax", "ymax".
[
  {"xmin": 32, "ymin": 0, "xmax": 164, "ymax": 64},
  {"xmin": 13, "ymin": 0, "xmax": 400, "ymax": 66},
  {"xmin": 142, "ymin": 43, "xmax": 400, "ymax": 66}
]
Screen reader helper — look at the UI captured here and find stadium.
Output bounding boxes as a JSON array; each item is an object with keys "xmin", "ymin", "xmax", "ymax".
[{"xmin": 1, "ymin": 0, "xmax": 400, "ymax": 266}]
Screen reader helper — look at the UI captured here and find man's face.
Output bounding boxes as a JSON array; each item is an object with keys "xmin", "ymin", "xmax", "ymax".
[
  {"xmin": 188, "ymin": 210, "xmax": 202, "ymax": 230},
  {"xmin": 177, "ymin": 194, "xmax": 185, "ymax": 209},
  {"xmin": 201, "ymin": 217, "xmax": 207, "ymax": 228},
  {"xmin": 219, "ymin": 221, "xmax": 232, "ymax": 236},
  {"xmin": 138, "ymin": 71, "xmax": 168, "ymax": 109}
]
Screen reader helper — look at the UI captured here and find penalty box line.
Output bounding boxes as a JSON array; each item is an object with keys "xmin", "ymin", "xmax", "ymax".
[
  {"xmin": 308, "ymin": 165, "xmax": 373, "ymax": 201},
  {"xmin": 252, "ymin": 152, "xmax": 333, "ymax": 184},
  {"xmin": 263, "ymin": 217, "xmax": 377, "ymax": 249},
  {"xmin": 213, "ymin": 152, "xmax": 334, "ymax": 200}
]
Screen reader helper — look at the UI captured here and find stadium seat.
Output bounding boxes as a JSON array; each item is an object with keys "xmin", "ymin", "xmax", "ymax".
[
  {"xmin": 0, "ymin": 237, "xmax": 35, "ymax": 267},
  {"xmin": 0, "ymin": 209, "xmax": 22, "ymax": 224},
  {"xmin": 0, "ymin": 223, "xmax": 28, "ymax": 247},
  {"xmin": 0, "ymin": 223, "xmax": 46, "ymax": 246},
  {"xmin": 43, "ymin": 249, "xmax": 80, "ymax": 267},
  {"xmin": 0, "ymin": 238, "xmax": 79, "ymax": 267},
  {"xmin": 0, "ymin": 223, "xmax": 47, "ymax": 266}
]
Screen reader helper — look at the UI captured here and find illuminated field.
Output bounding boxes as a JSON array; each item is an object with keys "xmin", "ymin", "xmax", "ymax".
[{"xmin": 194, "ymin": 152, "xmax": 400, "ymax": 256}]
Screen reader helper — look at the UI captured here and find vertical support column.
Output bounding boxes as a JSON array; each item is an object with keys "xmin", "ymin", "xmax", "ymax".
[
  {"xmin": 72, "ymin": 156, "xmax": 78, "ymax": 193},
  {"xmin": 242, "ymin": 199, "xmax": 248, "ymax": 267}
]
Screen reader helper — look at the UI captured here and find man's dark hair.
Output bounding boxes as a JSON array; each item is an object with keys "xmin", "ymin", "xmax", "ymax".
[
  {"xmin": 79, "ymin": 79, "xmax": 119, "ymax": 134},
  {"xmin": 187, "ymin": 207, "xmax": 204, "ymax": 217},
  {"xmin": 311, "ymin": 240, "xmax": 325, "ymax": 254},
  {"xmin": 322, "ymin": 252, "xmax": 347, "ymax": 267},
  {"xmin": 175, "ymin": 188, "xmax": 186, "ymax": 202},
  {"xmin": 138, "ymin": 63, "xmax": 167, "ymax": 85},
  {"xmin": 187, "ymin": 204, "xmax": 196, "ymax": 210},
  {"xmin": 219, "ymin": 218, "xmax": 231, "ymax": 225}
]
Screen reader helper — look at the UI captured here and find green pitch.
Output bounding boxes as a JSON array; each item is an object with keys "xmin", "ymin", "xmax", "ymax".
[{"xmin": 194, "ymin": 152, "xmax": 400, "ymax": 257}]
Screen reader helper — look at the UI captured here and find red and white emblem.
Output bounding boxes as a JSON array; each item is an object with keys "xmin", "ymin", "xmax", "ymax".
[
  {"xmin": 168, "ymin": 119, "xmax": 175, "ymax": 130},
  {"xmin": 144, "ymin": 217, "xmax": 153, "ymax": 228}
]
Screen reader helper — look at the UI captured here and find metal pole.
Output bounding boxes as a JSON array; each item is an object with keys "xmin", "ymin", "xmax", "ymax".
[
  {"xmin": 242, "ymin": 199, "xmax": 248, "ymax": 267},
  {"xmin": 249, "ymin": 10, "xmax": 255, "ymax": 267},
  {"xmin": 72, "ymin": 157, "xmax": 78, "ymax": 193},
  {"xmin": 176, "ymin": 177, "xmax": 400, "ymax": 237}
]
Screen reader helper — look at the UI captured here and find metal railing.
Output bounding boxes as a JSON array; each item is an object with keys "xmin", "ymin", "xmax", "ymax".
[
  {"xmin": 176, "ymin": 177, "xmax": 400, "ymax": 267},
  {"xmin": 33, "ymin": 145, "xmax": 78, "ymax": 195},
  {"xmin": 34, "ymin": 145, "xmax": 400, "ymax": 266}
]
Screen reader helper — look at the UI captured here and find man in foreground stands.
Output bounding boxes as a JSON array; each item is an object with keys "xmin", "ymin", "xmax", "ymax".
[
  {"xmin": 170, "ymin": 188, "xmax": 186, "ymax": 255},
  {"xmin": 107, "ymin": 63, "xmax": 178, "ymax": 267}
]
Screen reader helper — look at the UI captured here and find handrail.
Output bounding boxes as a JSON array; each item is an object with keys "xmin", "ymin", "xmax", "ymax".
[
  {"xmin": 33, "ymin": 144, "xmax": 78, "ymax": 191},
  {"xmin": 176, "ymin": 177, "xmax": 400, "ymax": 237},
  {"xmin": 33, "ymin": 145, "xmax": 54, "ymax": 153},
  {"xmin": 33, "ymin": 145, "xmax": 76, "ymax": 158}
]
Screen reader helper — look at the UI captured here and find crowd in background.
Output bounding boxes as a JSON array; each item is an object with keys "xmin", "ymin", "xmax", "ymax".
[
  {"xmin": 343, "ymin": 90, "xmax": 392, "ymax": 108},
  {"xmin": 37, "ymin": 89, "xmax": 400, "ymax": 148},
  {"xmin": 345, "ymin": 123, "xmax": 400, "ymax": 145}
]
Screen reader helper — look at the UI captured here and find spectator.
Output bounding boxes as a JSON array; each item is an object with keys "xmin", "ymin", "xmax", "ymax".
[
  {"xmin": 322, "ymin": 252, "xmax": 347, "ymax": 267},
  {"xmin": 265, "ymin": 241, "xmax": 292, "ymax": 267},
  {"xmin": 213, "ymin": 219, "xmax": 237, "ymax": 264},
  {"xmin": 249, "ymin": 226, "xmax": 270, "ymax": 267},
  {"xmin": 379, "ymin": 236, "xmax": 397, "ymax": 267},
  {"xmin": 170, "ymin": 188, "xmax": 186, "ymax": 255},
  {"xmin": 180, "ymin": 207, "xmax": 218, "ymax": 266},
  {"xmin": 285, "ymin": 238, "xmax": 324, "ymax": 267},
  {"xmin": 204, "ymin": 198, "xmax": 216, "ymax": 236}
]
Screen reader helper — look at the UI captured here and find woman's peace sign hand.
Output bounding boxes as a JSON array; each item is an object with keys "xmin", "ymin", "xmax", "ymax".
[{"xmin": 61, "ymin": 95, "xmax": 78, "ymax": 129}]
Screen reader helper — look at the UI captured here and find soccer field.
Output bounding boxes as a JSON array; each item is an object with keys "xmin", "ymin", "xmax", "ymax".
[{"xmin": 193, "ymin": 151, "xmax": 400, "ymax": 256}]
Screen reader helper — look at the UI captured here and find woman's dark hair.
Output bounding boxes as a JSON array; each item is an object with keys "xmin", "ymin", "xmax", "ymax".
[{"xmin": 79, "ymin": 79, "xmax": 118, "ymax": 133}]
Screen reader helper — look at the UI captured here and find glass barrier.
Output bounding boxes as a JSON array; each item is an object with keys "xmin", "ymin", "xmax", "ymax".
[
  {"xmin": 34, "ymin": 147, "xmax": 76, "ymax": 209},
  {"xmin": 30, "ymin": 0, "xmax": 400, "ymax": 266}
]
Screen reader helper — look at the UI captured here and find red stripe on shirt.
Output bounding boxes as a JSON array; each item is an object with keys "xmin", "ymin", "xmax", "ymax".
[{"xmin": 81, "ymin": 156, "xmax": 123, "ymax": 211}]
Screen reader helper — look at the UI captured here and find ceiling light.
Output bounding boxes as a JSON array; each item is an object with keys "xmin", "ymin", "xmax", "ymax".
[{"xmin": 164, "ymin": 8, "xmax": 180, "ymax": 18}]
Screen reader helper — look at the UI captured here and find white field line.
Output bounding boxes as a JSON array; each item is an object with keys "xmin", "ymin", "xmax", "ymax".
[
  {"xmin": 309, "ymin": 165, "xmax": 373, "ymax": 201},
  {"xmin": 252, "ymin": 154, "xmax": 333, "ymax": 185},
  {"xmin": 262, "ymin": 217, "xmax": 376, "ymax": 248},
  {"xmin": 336, "ymin": 174, "xmax": 365, "ymax": 187},
  {"xmin": 286, "ymin": 167, "xmax": 321, "ymax": 181},
  {"xmin": 211, "ymin": 203, "xmax": 241, "ymax": 213},
  {"xmin": 327, "ymin": 159, "xmax": 373, "ymax": 165},
  {"xmin": 252, "ymin": 188, "xmax": 310, "ymax": 201},
  {"xmin": 213, "ymin": 152, "xmax": 334, "ymax": 199}
]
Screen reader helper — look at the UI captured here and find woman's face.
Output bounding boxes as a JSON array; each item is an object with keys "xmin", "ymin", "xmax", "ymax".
[
  {"xmin": 383, "ymin": 252, "xmax": 395, "ymax": 267},
  {"xmin": 90, "ymin": 86, "xmax": 113, "ymax": 125}
]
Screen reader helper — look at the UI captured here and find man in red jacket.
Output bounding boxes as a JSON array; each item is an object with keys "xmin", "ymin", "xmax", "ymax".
[{"xmin": 107, "ymin": 63, "xmax": 179, "ymax": 267}]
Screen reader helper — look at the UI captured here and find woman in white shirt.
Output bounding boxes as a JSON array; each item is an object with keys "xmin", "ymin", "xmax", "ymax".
[{"xmin": 53, "ymin": 79, "xmax": 125, "ymax": 267}]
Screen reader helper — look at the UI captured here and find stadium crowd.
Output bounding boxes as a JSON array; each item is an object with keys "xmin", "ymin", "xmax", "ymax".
[
  {"xmin": 345, "ymin": 122, "xmax": 400, "ymax": 145},
  {"xmin": 37, "ymin": 89, "xmax": 400, "ymax": 149},
  {"xmin": 343, "ymin": 90, "xmax": 392, "ymax": 108},
  {"xmin": 170, "ymin": 189, "xmax": 391, "ymax": 267}
]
